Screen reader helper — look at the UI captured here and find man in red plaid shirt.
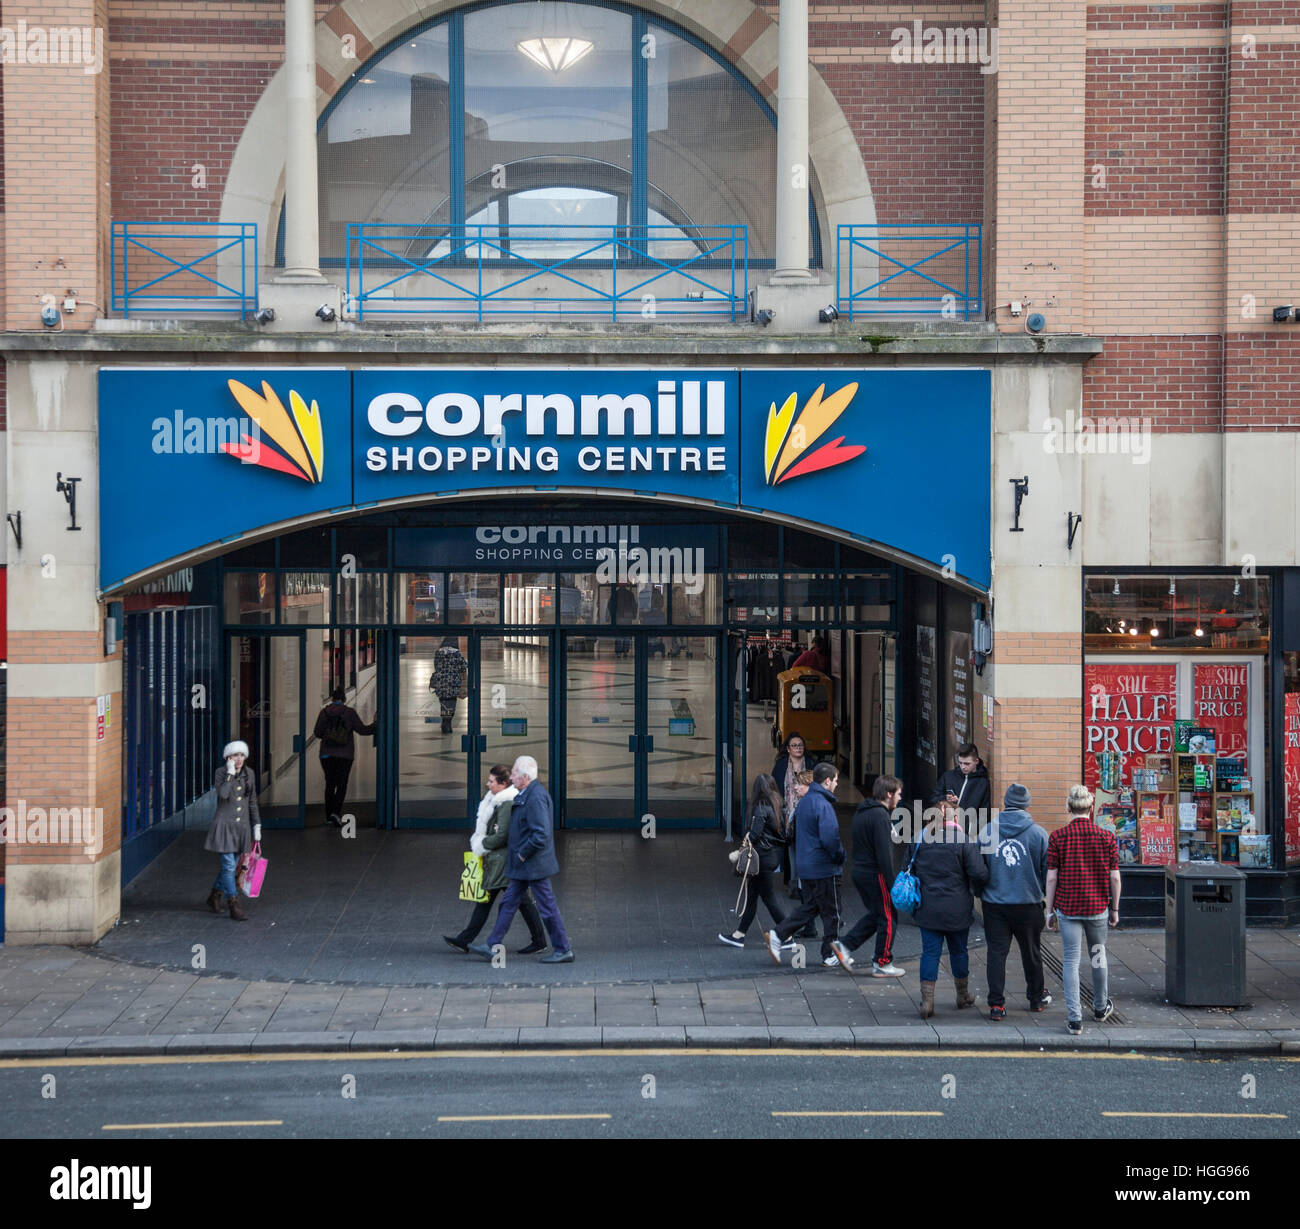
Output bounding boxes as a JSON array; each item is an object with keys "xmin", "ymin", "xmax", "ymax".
[{"xmin": 1045, "ymin": 784, "xmax": 1121, "ymax": 1036}]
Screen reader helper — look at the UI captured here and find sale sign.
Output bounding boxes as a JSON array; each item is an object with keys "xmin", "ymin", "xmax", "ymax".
[
  {"xmin": 1139, "ymin": 816, "xmax": 1176, "ymax": 867},
  {"xmin": 1084, "ymin": 663, "xmax": 1177, "ymax": 790},
  {"xmin": 1285, "ymin": 694, "xmax": 1300, "ymax": 865},
  {"xmin": 1194, "ymin": 663, "xmax": 1248, "ymax": 762}
]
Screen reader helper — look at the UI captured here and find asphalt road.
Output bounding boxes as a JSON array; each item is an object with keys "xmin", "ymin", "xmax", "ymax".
[{"xmin": 1, "ymin": 1049, "xmax": 1296, "ymax": 1141}]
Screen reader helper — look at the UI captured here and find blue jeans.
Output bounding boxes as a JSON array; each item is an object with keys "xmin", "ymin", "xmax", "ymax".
[
  {"xmin": 919, "ymin": 927, "xmax": 970, "ymax": 981},
  {"xmin": 488, "ymin": 878, "xmax": 570, "ymax": 953},
  {"xmin": 1058, "ymin": 911, "xmax": 1109, "ymax": 1023},
  {"xmin": 213, "ymin": 852, "xmax": 238, "ymax": 899}
]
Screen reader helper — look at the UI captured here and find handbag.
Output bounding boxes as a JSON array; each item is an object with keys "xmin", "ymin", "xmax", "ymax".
[
  {"xmin": 238, "ymin": 842, "xmax": 268, "ymax": 898},
  {"xmin": 890, "ymin": 840, "xmax": 923, "ymax": 914},
  {"xmin": 458, "ymin": 850, "xmax": 489, "ymax": 903},
  {"xmin": 730, "ymin": 834, "xmax": 760, "ymax": 918}
]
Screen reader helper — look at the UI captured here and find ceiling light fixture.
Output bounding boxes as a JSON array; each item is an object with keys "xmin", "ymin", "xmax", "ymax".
[
  {"xmin": 1112, "ymin": 578, "xmax": 1120, "ymax": 595},
  {"xmin": 517, "ymin": 36, "xmax": 594, "ymax": 72}
]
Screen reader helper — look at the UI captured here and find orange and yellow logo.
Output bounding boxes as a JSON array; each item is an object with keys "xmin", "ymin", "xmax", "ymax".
[
  {"xmin": 763, "ymin": 381, "xmax": 866, "ymax": 485},
  {"xmin": 221, "ymin": 379, "xmax": 324, "ymax": 483}
]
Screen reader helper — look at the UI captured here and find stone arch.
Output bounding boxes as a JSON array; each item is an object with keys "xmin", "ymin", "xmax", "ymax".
[{"xmin": 221, "ymin": 0, "xmax": 876, "ymax": 266}]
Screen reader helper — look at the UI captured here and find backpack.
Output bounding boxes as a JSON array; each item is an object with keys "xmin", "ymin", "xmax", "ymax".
[{"xmin": 322, "ymin": 709, "xmax": 350, "ymax": 747}]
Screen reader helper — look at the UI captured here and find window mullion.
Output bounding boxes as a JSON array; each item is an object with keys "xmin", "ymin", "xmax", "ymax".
[
  {"xmin": 631, "ymin": 12, "xmax": 648, "ymax": 243},
  {"xmin": 450, "ymin": 11, "xmax": 466, "ymax": 231}
]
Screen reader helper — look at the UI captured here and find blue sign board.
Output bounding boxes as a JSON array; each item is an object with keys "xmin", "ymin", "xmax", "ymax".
[{"xmin": 97, "ymin": 366, "xmax": 992, "ymax": 590}]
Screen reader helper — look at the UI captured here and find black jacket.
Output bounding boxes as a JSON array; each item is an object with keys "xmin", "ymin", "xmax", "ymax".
[
  {"xmin": 926, "ymin": 762, "xmax": 990, "ymax": 813},
  {"xmin": 911, "ymin": 822, "xmax": 990, "ymax": 932},
  {"xmin": 744, "ymin": 796, "xmax": 788, "ymax": 872},
  {"xmin": 850, "ymin": 798, "xmax": 898, "ymax": 890},
  {"xmin": 773, "ymin": 752, "xmax": 820, "ymax": 796}
]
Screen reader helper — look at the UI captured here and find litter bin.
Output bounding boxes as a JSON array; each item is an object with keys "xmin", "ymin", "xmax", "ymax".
[{"xmin": 1165, "ymin": 862, "xmax": 1246, "ymax": 1006}]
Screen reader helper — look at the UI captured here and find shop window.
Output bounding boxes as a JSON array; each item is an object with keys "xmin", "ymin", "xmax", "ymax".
[
  {"xmin": 671, "ymin": 572, "xmax": 721, "ymax": 624},
  {"xmin": 1084, "ymin": 575, "xmax": 1271, "ymax": 868},
  {"xmin": 503, "ymin": 572, "xmax": 556, "ymax": 624},
  {"xmin": 337, "ymin": 526, "xmax": 390, "ymax": 569},
  {"xmin": 281, "ymin": 571, "xmax": 332, "ymax": 625},
  {"xmin": 727, "ymin": 520, "xmax": 775, "ymax": 569},
  {"xmin": 1085, "ymin": 575, "xmax": 1270, "ymax": 653},
  {"xmin": 336, "ymin": 573, "xmax": 388, "ymax": 624},
  {"xmin": 557, "ymin": 573, "xmax": 600, "ymax": 624},
  {"xmin": 785, "ymin": 572, "xmax": 835, "ymax": 624},
  {"xmin": 223, "ymin": 539, "xmax": 275, "ymax": 567},
  {"xmin": 224, "ymin": 572, "xmax": 274, "ymax": 624},
  {"xmin": 279, "ymin": 528, "xmax": 331, "ymax": 567},
  {"xmin": 782, "ymin": 529, "xmax": 834, "ymax": 569},
  {"xmin": 841, "ymin": 572, "xmax": 892, "ymax": 622},
  {"xmin": 399, "ymin": 572, "xmax": 445, "ymax": 624},
  {"xmin": 448, "ymin": 573, "xmax": 501, "ymax": 624},
  {"xmin": 1283, "ymin": 653, "xmax": 1300, "ymax": 868},
  {"xmin": 728, "ymin": 572, "xmax": 779, "ymax": 626}
]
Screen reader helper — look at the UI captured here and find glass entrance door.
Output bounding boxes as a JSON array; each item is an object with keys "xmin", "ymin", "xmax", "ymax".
[
  {"xmin": 394, "ymin": 631, "xmax": 552, "ymax": 826},
  {"xmin": 228, "ymin": 632, "xmax": 306, "ymax": 826},
  {"xmin": 562, "ymin": 633, "xmax": 719, "ymax": 828}
]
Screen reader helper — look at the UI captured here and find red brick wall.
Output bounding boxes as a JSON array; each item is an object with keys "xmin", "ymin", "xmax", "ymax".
[
  {"xmin": 1083, "ymin": 337, "xmax": 1223, "ymax": 430},
  {"xmin": 1225, "ymin": 335, "xmax": 1300, "ymax": 430},
  {"xmin": 1087, "ymin": 3, "xmax": 1226, "ymax": 31},
  {"xmin": 1228, "ymin": 45, "xmax": 1300, "ymax": 214},
  {"xmin": 1085, "ymin": 50, "xmax": 1226, "ymax": 216}
]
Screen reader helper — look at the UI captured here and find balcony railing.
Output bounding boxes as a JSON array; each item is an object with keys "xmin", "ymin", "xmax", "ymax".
[
  {"xmin": 836, "ymin": 224, "xmax": 982, "ymax": 320},
  {"xmin": 110, "ymin": 222, "xmax": 258, "ymax": 317},
  {"xmin": 344, "ymin": 223, "xmax": 749, "ymax": 322}
]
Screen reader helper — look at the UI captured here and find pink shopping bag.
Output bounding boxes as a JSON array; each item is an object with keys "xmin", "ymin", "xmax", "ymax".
[{"xmin": 238, "ymin": 841, "xmax": 268, "ymax": 898}]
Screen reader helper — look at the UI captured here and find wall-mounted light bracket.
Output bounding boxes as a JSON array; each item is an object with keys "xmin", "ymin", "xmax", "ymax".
[
  {"xmin": 6, "ymin": 511, "xmax": 20, "ymax": 549},
  {"xmin": 1009, "ymin": 476, "xmax": 1029, "ymax": 532},
  {"xmin": 56, "ymin": 473, "xmax": 82, "ymax": 531},
  {"xmin": 1067, "ymin": 512, "xmax": 1083, "ymax": 551}
]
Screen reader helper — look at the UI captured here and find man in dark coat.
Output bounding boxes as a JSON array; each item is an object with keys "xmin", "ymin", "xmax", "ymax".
[
  {"xmin": 471, "ymin": 755, "xmax": 574, "ymax": 964},
  {"xmin": 767, "ymin": 763, "xmax": 854, "ymax": 971},
  {"xmin": 926, "ymin": 742, "xmax": 991, "ymax": 817},
  {"xmin": 313, "ymin": 687, "xmax": 377, "ymax": 826},
  {"xmin": 841, "ymin": 774, "xmax": 906, "ymax": 976}
]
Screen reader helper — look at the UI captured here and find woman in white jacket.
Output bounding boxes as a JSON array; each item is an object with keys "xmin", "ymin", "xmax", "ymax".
[{"xmin": 443, "ymin": 764, "xmax": 547, "ymax": 954}]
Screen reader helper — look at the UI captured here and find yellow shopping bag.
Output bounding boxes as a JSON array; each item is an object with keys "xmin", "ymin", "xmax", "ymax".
[{"xmin": 458, "ymin": 851, "xmax": 489, "ymax": 903}]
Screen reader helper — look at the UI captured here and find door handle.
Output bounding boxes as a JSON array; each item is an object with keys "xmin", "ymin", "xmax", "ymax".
[
  {"xmin": 645, "ymin": 735, "xmax": 654, "ymax": 754},
  {"xmin": 478, "ymin": 734, "xmax": 487, "ymax": 753},
  {"xmin": 628, "ymin": 734, "xmax": 638, "ymax": 753},
  {"xmin": 461, "ymin": 734, "xmax": 472, "ymax": 753},
  {"xmin": 292, "ymin": 733, "xmax": 303, "ymax": 754}
]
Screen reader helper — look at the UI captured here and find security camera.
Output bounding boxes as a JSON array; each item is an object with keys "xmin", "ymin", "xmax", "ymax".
[
  {"xmin": 40, "ymin": 304, "xmax": 60, "ymax": 327},
  {"xmin": 1025, "ymin": 312, "xmax": 1046, "ymax": 334},
  {"xmin": 755, "ymin": 308, "xmax": 775, "ymax": 327},
  {"xmin": 253, "ymin": 307, "xmax": 276, "ymax": 326},
  {"xmin": 315, "ymin": 304, "xmax": 337, "ymax": 323},
  {"xmin": 818, "ymin": 304, "xmax": 839, "ymax": 323},
  {"xmin": 1273, "ymin": 305, "xmax": 1294, "ymax": 323}
]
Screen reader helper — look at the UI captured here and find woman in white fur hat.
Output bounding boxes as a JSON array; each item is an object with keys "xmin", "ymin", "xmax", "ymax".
[{"xmin": 206, "ymin": 740, "xmax": 261, "ymax": 920}]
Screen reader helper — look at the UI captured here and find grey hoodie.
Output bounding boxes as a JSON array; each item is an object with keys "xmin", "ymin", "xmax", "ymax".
[{"xmin": 981, "ymin": 809, "xmax": 1048, "ymax": 905}]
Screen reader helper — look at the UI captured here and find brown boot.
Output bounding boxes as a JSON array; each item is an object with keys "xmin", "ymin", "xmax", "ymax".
[
  {"xmin": 919, "ymin": 980, "xmax": 936, "ymax": 1019},
  {"xmin": 207, "ymin": 889, "xmax": 224, "ymax": 914},
  {"xmin": 955, "ymin": 977, "xmax": 976, "ymax": 1008},
  {"xmin": 228, "ymin": 895, "xmax": 247, "ymax": 922}
]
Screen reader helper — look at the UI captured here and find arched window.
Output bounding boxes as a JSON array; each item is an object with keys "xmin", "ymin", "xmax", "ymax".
[{"xmin": 305, "ymin": 1, "xmax": 821, "ymax": 266}]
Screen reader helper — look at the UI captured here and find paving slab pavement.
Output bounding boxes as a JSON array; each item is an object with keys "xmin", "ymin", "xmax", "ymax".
[{"xmin": 1, "ymin": 827, "xmax": 1297, "ymax": 1055}]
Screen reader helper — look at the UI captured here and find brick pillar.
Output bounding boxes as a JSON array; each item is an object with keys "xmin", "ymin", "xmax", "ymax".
[
  {"xmin": 987, "ymin": 0, "xmax": 1087, "ymax": 332},
  {"xmin": 3, "ymin": 1, "xmax": 109, "ymax": 332},
  {"xmin": 4, "ymin": 357, "xmax": 120, "ymax": 944}
]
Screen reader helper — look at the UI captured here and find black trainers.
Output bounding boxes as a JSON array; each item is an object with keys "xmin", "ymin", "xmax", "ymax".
[
  {"xmin": 1094, "ymin": 999, "xmax": 1114, "ymax": 1023},
  {"xmin": 1028, "ymin": 994, "xmax": 1052, "ymax": 1012},
  {"xmin": 989, "ymin": 1004, "xmax": 1006, "ymax": 1021},
  {"xmin": 1066, "ymin": 1018, "xmax": 1082, "ymax": 1036}
]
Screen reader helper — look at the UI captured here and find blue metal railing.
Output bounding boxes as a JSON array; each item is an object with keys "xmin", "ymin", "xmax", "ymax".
[
  {"xmin": 836, "ymin": 224, "xmax": 982, "ymax": 320},
  {"xmin": 345, "ymin": 223, "xmax": 748, "ymax": 322},
  {"xmin": 111, "ymin": 222, "xmax": 258, "ymax": 317}
]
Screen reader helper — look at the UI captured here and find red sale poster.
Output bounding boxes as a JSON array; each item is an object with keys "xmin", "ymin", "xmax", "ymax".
[
  {"xmin": 1084, "ymin": 663, "xmax": 1177, "ymax": 790},
  {"xmin": 1285, "ymin": 694, "xmax": 1300, "ymax": 865},
  {"xmin": 1139, "ymin": 816, "xmax": 1176, "ymax": 867},
  {"xmin": 1194, "ymin": 663, "xmax": 1248, "ymax": 762}
]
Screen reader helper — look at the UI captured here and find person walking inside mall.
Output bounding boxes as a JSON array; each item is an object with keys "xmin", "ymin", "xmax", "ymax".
[
  {"xmin": 313, "ymin": 687, "xmax": 378, "ymax": 826},
  {"xmin": 913, "ymin": 797, "xmax": 989, "ymax": 1017},
  {"xmin": 766, "ymin": 763, "xmax": 855, "ymax": 971},
  {"xmin": 205, "ymin": 739, "xmax": 260, "ymax": 922},
  {"xmin": 429, "ymin": 635, "xmax": 469, "ymax": 734},
  {"xmin": 445, "ymin": 764, "xmax": 547, "ymax": 955},
  {"xmin": 983, "ymin": 783, "xmax": 1052, "ymax": 1020},
  {"xmin": 470, "ymin": 756, "xmax": 575, "ymax": 964},
  {"xmin": 840, "ymin": 774, "xmax": 906, "ymax": 977},
  {"xmin": 718, "ymin": 773, "xmax": 790, "ymax": 948},
  {"xmin": 1046, "ymin": 784, "xmax": 1120, "ymax": 1035}
]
